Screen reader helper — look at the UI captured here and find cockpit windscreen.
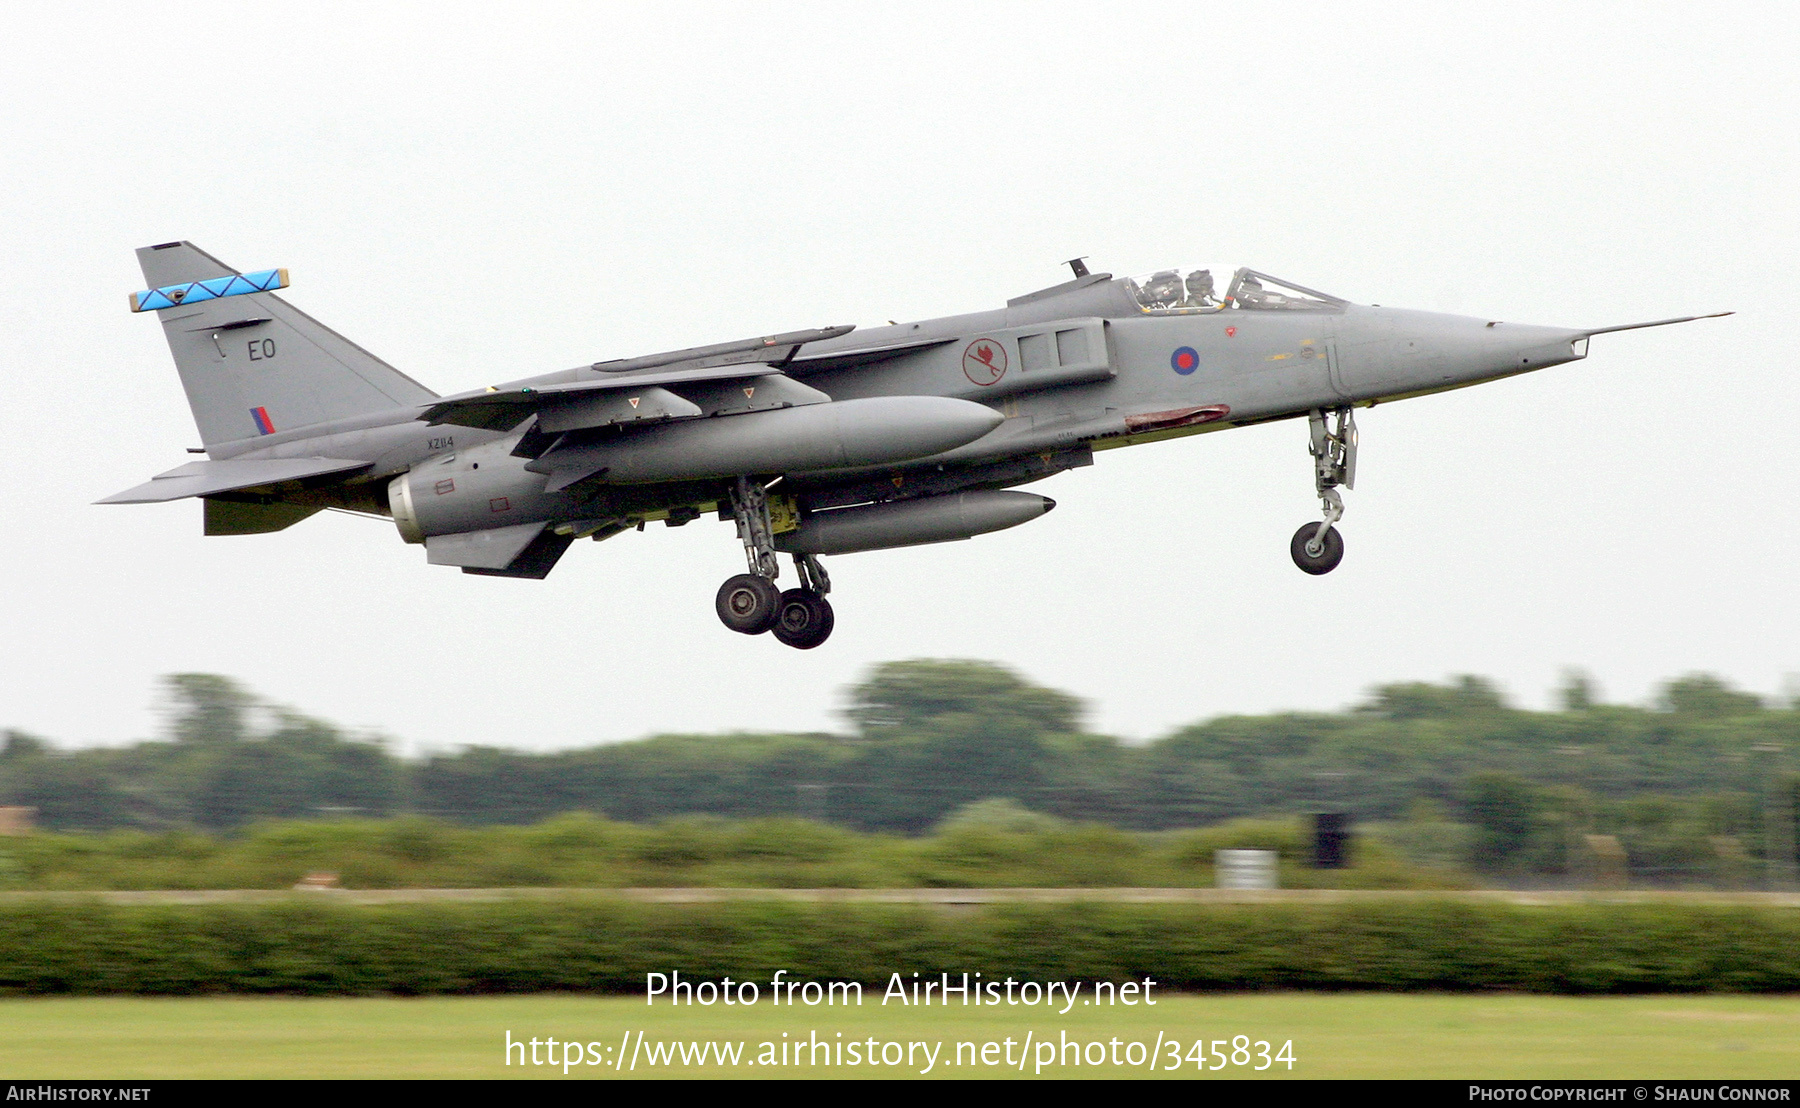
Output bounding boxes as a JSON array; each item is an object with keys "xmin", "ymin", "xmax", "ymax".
[{"xmin": 1124, "ymin": 267, "xmax": 1346, "ymax": 315}]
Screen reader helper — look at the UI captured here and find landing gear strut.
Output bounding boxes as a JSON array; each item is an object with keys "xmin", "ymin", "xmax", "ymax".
[
  {"xmin": 1292, "ymin": 406, "xmax": 1356, "ymax": 575},
  {"xmin": 716, "ymin": 477, "xmax": 783, "ymax": 633},
  {"xmin": 715, "ymin": 478, "xmax": 834, "ymax": 647}
]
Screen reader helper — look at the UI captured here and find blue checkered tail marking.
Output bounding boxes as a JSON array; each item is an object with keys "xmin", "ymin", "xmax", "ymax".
[{"xmin": 129, "ymin": 268, "xmax": 288, "ymax": 313}]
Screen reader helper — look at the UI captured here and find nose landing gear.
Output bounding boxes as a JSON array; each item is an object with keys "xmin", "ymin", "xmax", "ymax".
[
  {"xmin": 1292, "ymin": 406, "xmax": 1356, "ymax": 575},
  {"xmin": 1290, "ymin": 520, "xmax": 1344, "ymax": 575},
  {"xmin": 716, "ymin": 477, "xmax": 835, "ymax": 648}
]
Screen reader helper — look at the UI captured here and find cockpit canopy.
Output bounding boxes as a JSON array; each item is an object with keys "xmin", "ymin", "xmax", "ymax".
[{"xmin": 1124, "ymin": 266, "xmax": 1346, "ymax": 315}]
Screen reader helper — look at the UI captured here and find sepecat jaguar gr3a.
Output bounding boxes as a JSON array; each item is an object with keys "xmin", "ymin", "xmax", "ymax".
[{"xmin": 105, "ymin": 245, "xmax": 1728, "ymax": 649}]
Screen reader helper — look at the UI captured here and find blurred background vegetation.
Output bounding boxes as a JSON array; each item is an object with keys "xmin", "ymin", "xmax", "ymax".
[{"xmin": 1, "ymin": 661, "xmax": 1796, "ymax": 889}]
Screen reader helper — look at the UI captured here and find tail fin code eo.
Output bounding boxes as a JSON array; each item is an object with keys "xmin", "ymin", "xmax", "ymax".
[{"xmin": 131, "ymin": 241, "xmax": 437, "ymax": 447}]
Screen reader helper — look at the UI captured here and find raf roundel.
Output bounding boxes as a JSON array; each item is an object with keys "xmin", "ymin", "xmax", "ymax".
[{"xmin": 1170, "ymin": 346, "xmax": 1200, "ymax": 375}]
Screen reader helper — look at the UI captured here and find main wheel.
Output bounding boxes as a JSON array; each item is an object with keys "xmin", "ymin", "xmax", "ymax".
[
  {"xmin": 771, "ymin": 588, "xmax": 835, "ymax": 650},
  {"xmin": 1290, "ymin": 522, "xmax": 1345, "ymax": 575},
  {"xmin": 716, "ymin": 574, "xmax": 782, "ymax": 634}
]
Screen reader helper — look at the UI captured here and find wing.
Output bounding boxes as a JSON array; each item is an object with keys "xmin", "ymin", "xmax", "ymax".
[
  {"xmin": 421, "ymin": 325, "xmax": 856, "ymax": 432},
  {"xmin": 421, "ymin": 362, "xmax": 811, "ymax": 431},
  {"xmin": 784, "ymin": 335, "xmax": 958, "ymax": 374}
]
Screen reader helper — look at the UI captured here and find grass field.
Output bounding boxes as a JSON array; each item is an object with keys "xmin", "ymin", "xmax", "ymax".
[{"xmin": 3, "ymin": 993, "xmax": 1798, "ymax": 1079}]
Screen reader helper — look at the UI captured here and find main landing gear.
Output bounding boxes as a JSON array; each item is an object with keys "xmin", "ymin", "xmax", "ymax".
[
  {"xmin": 1291, "ymin": 406, "xmax": 1356, "ymax": 575},
  {"xmin": 715, "ymin": 477, "xmax": 835, "ymax": 649},
  {"xmin": 774, "ymin": 554, "xmax": 834, "ymax": 650}
]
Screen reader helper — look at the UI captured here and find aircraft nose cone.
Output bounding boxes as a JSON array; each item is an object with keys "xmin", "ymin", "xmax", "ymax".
[
  {"xmin": 1337, "ymin": 309, "xmax": 1593, "ymax": 398},
  {"xmin": 1478, "ymin": 321, "xmax": 1591, "ymax": 375}
]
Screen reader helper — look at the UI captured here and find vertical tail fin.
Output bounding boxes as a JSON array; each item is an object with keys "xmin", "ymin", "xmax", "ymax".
[{"xmin": 134, "ymin": 241, "xmax": 438, "ymax": 446}]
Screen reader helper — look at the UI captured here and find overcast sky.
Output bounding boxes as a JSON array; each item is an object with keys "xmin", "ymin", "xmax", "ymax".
[{"xmin": 1, "ymin": 2, "xmax": 1793, "ymax": 753}]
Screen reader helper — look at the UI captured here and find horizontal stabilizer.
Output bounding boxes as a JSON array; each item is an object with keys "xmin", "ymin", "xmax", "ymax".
[
  {"xmin": 425, "ymin": 522, "xmax": 549, "ymax": 570},
  {"xmin": 97, "ymin": 457, "xmax": 369, "ymax": 504}
]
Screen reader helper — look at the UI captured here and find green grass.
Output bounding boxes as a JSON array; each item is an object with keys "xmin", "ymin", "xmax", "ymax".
[{"xmin": 2, "ymin": 993, "xmax": 1797, "ymax": 1079}]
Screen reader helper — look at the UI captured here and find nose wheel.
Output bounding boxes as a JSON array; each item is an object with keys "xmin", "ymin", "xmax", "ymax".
[
  {"xmin": 715, "ymin": 477, "xmax": 835, "ymax": 647},
  {"xmin": 1291, "ymin": 406, "xmax": 1356, "ymax": 575},
  {"xmin": 1290, "ymin": 522, "xmax": 1345, "ymax": 575}
]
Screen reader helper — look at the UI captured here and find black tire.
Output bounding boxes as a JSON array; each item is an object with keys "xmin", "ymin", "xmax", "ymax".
[
  {"xmin": 1290, "ymin": 522, "xmax": 1345, "ymax": 575},
  {"xmin": 771, "ymin": 589, "xmax": 835, "ymax": 650},
  {"xmin": 716, "ymin": 574, "xmax": 782, "ymax": 634}
]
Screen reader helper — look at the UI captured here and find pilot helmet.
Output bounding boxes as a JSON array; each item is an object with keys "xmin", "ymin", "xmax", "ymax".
[{"xmin": 1144, "ymin": 270, "xmax": 1182, "ymax": 303}]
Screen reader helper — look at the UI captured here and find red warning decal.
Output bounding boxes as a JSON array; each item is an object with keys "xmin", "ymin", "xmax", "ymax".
[
  {"xmin": 1225, "ymin": 326, "xmax": 1237, "ymax": 338},
  {"xmin": 962, "ymin": 338, "xmax": 1008, "ymax": 386}
]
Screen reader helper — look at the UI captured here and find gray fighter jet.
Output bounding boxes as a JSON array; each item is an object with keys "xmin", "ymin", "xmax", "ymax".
[{"xmin": 105, "ymin": 244, "xmax": 1728, "ymax": 649}]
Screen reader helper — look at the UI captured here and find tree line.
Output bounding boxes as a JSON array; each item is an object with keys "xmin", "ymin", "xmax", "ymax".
[{"xmin": 3, "ymin": 662, "xmax": 1797, "ymax": 876}]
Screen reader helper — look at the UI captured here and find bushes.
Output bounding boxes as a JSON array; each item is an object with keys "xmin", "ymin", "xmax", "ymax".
[
  {"xmin": 0, "ymin": 898, "xmax": 1797, "ymax": 996},
  {"xmin": 0, "ymin": 813, "xmax": 1465, "ymax": 892}
]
